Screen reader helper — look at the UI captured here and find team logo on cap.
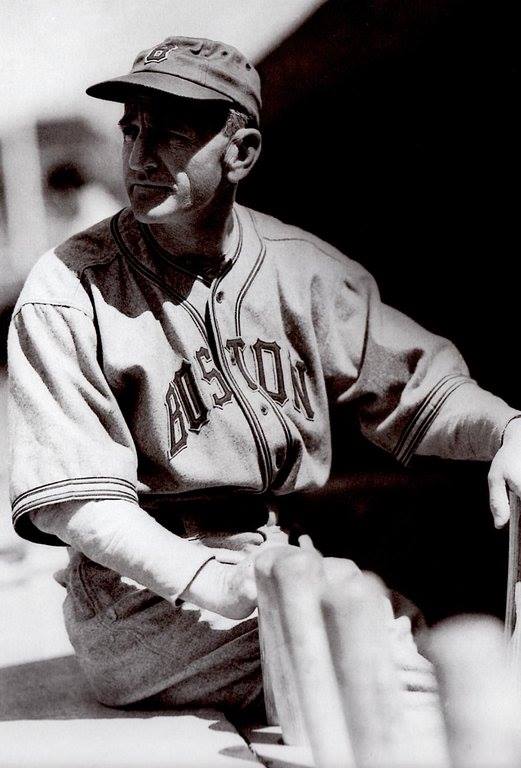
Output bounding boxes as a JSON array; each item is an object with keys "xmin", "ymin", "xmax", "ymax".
[{"xmin": 144, "ymin": 44, "xmax": 178, "ymax": 65}]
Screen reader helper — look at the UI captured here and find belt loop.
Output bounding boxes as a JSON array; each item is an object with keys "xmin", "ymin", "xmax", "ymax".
[{"xmin": 266, "ymin": 504, "xmax": 278, "ymax": 527}]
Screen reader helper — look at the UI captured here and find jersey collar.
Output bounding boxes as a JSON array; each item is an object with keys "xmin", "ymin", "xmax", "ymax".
[{"xmin": 138, "ymin": 208, "xmax": 242, "ymax": 287}]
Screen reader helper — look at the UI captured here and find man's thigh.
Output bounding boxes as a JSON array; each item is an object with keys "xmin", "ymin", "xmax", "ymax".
[{"xmin": 60, "ymin": 551, "xmax": 261, "ymax": 709}]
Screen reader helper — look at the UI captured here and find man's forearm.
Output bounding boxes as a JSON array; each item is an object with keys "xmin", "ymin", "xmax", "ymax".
[
  {"xmin": 415, "ymin": 382, "xmax": 521, "ymax": 461},
  {"xmin": 31, "ymin": 499, "xmax": 216, "ymax": 603}
]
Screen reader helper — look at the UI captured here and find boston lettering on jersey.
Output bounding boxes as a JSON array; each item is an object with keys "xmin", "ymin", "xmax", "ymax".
[{"xmin": 166, "ymin": 336, "xmax": 315, "ymax": 458}]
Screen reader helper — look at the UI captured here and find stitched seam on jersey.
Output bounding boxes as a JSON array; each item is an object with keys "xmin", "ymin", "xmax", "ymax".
[
  {"xmin": 143, "ymin": 209, "xmax": 243, "ymax": 282},
  {"xmin": 392, "ymin": 373, "xmax": 465, "ymax": 458},
  {"xmin": 261, "ymin": 234, "xmax": 347, "ymax": 268},
  {"xmin": 230, "ymin": 217, "xmax": 272, "ymax": 485},
  {"xmin": 235, "ymin": 246, "xmax": 265, "ymax": 337},
  {"xmin": 234, "ymin": 210, "xmax": 288, "ymax": 484},
  {"xmin": 393, "ymin": 373, "xmax": 468, "ymax": 459},
  {"xmin": 13, "ymin": 491, "xmax": 139, "ymax": 522},
  {"xmin": 12, "ymin": 301, "xmax": 95, "ymax": 324},
  {"xmin": 139, "ymin": 208, "xmax": 243, "ymax": 286},
  {"xmin": 13, "ymin": 490, "xmax": 138, "ymax": 519},
  {"xmin": 13, "ymin": 488, "xmax": 137, "ymax": 513},
  {"xmin": 12, "ymin": 478, "xmax": 138, "ymax": 518},
  {"xmin": 126, "ymin": 252, "xmax": 208, "ymax": 341},
  {"xmin": 139, "ymin": 224, "xmax": 212, "ymax": 286},
  {"xmin": 393, "ymin": 376, "xmax": 471, "ymax": 464},
  {"xmin": 73, "ymin": 209, "xmax": 126, "ymax": 271},
  {"xmin": 109, "ymin": 213, "xmax": 208, "ymax": 342},
  {"xmin": 227, "ymin": 208, "xmax": 244, "ymax": 283},
  {"xmin": 398, "ymin": 380, "xmax": 468, "ymax": 466},
  {"xmin": 258, "ymin": 389, "xmax": 293, "ymax": 488},
  {"xmin": 398, "ymin": 380, "xmax": 470, "ymax": 466},
  {"xmin": 234, "ymin": 209, "xmax": 266, "ymax": 337},
  {"xmin": 13, "ymin": 213, "xmax": 127, "ymax": 322},
  {"xmin": 110, "ymin": 212, "xmax": 207, "ymax": 338},
  {"xmin": 13, "ymin": 476, "xmax": 136, "ymax": 504},
  {"xmin": 63, "ymin": 209, "xmax": 128, "ymax": 308},
  {"xmin": 209, "ymin": 277, "xmax": 272, "ymax": 492}
]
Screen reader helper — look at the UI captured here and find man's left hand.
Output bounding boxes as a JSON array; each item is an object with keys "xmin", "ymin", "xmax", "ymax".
[{"xmin": 488, "ymin": 418, "xmax": 521, "ymax": 528}]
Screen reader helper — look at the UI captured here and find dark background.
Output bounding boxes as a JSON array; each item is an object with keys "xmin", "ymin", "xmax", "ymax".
[{"xmin": 239, "ymin": 0, "xmax": 518, "ymax": 624}]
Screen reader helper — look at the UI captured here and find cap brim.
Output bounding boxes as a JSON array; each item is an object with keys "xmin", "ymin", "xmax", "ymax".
[{"xmin": 86, "ymin": 71, "xmax": 234, "ymax": 105}]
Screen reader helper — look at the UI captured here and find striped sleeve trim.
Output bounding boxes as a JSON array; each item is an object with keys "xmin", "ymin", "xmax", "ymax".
[
  {"xmin": 12, "ymin": 477, "xmax": 138, "ymax": 523},
  {"xmin": 393, "ymin": 374, "xmax": 472, "ymax": 466}
]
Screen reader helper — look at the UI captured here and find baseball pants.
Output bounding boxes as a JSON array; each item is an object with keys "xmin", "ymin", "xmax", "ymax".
[{"xmin": 57, "ymin": 514, "xmax": 437, "ymax": 715}]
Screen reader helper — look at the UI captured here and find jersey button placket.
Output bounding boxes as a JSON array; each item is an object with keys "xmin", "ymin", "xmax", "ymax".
[
  {"xmin": 209, "ymin": 275, "xmax": 290, "ymax": 491},
  {"xmin": 208, "ymin": 281, "xmax": 273, "ymax": 491}
]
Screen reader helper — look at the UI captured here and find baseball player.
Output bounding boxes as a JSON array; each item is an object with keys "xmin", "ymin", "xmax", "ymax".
[{"xmin": 8, "ymin": 36, "xmax": 521, "ymax": 712}]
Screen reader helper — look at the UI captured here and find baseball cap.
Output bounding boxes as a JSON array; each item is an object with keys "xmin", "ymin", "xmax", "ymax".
[{"xmin": 86, "ymin": 36, "xmax": 261, "ymax": 124}]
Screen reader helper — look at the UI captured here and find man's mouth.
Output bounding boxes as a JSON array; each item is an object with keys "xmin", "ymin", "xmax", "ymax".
[{"xmin": 130, "ymin": 182, "xmax": 173, "ymax": 192}]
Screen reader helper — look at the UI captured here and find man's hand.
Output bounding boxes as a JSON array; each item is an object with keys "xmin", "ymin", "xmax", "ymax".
[
  {"xmin": 488, "ymin": 417, "xmax": 521, "ymax": 528},
  {"xmin": 179, "ymin": 525, "xmax": 290, "ymax": 619},
  {"xmin": 179, "ymin": 546, "xmax": 261, "ymax": 619},
  {"xmin": 193, "ymin": 524, "xmax": 289, "ymax": 559}
]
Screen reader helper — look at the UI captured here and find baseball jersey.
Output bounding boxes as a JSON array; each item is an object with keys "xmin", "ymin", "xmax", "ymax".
[{"xmin": 8, "ymin": 204, "xmax": 479, "ymax": 545}]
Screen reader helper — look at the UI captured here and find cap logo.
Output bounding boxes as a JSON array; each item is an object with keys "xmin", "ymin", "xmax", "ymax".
[{"xmin": 144, "ymin": 44, "xmax": 178, "ymax": 65}]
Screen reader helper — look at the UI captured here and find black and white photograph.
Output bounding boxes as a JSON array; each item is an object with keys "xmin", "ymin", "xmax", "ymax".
[{"xmin": 0, "ymin": 1, "xmax": 519, "ymax": 766}]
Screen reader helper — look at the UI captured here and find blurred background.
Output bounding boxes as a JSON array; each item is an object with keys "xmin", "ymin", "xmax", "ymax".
[{"xmin": 0, "ymin": 0, "xmax": 518, "ymax": 667}]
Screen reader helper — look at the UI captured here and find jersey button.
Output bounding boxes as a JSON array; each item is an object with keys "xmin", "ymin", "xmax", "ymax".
[
  {"xmin": 260, "ymin": 403, "xmax": 269, "ymax": 415},
  {"xmin": 215, "ymin": 290, "xmax": 224, "ymax": 303}
]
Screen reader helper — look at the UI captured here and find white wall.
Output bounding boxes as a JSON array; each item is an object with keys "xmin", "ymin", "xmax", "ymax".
[{"xmin": 1, "ymin": 0, "xmax": 327, "ymax": 131}]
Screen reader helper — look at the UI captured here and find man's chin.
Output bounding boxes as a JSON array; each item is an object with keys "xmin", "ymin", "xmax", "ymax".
[{"xmin": 130, "ymin": 195, "xmax": 189, "ymax": 223}]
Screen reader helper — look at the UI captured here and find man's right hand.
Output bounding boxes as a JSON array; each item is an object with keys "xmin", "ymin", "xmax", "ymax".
[
  {"xmin": 179, "ymin": 555, "xmax": 258, "ymax": 619},
  {"xmin": 180, "ymin": 526, "xmax": 290, "ymax": 619}
]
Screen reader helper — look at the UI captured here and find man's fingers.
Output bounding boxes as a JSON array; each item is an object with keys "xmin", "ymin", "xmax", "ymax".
[
  {"xmin": 212, "ymin": 548, "xmax": 247, "ymax": 564},
  {"xmin": 199, "ymin": 531, "xmax": 266, "ymax": 551},
  {"xmin": 323, "ymin": 556, "xmax": 361, "ymax": 585},
  {"xmin": 488, "ymin": 469, "xmax": 510, "ymax": 528},
  {"xmin": 256, "ymin": 523, "xmax": 289, "ymax": 547}
]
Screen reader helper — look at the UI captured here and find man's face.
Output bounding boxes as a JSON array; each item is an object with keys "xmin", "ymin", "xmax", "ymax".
[{"xmin": 120, "ymin": 98, "xmax": 230, "ymax": 223}]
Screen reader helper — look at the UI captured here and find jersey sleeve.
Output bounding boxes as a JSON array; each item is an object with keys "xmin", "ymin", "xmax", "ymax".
[
  {"xmin": 323, "ymin": 265, "xmax": 476, "ymax": 463},
  {"xmin": 8, "ymin": 302, "xmax": 139, "ymax": 545}
]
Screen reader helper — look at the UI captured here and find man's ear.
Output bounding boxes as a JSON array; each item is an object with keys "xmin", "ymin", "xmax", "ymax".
[{"xmin": 223, "ymin": 128, "xmax": 262, "ymax": 183}]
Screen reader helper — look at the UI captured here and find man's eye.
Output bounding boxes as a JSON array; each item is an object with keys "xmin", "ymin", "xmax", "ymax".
[
  {"xmin": 167, "ymin": 133, "xmax": 191, "ymax": 144},
  {"xmin": 161, "ymin": 127, "xmax": 195, "ymax": 143}
]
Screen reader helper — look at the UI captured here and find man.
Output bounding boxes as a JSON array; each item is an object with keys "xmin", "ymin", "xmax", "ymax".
[{"xmin": 8, "ymin": 36, "xmax": 521, "ymax": 712}]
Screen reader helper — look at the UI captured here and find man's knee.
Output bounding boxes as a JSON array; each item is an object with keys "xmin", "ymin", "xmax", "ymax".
[
  {"xmin": 65, "ymin": 597, "xmax": 262, "ymax": 709},
  {"xmin": 81, "ymin": 644, "xmax": 263, "ymax": 710}
]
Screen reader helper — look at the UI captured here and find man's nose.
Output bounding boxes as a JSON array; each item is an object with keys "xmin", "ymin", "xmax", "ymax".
[{"xmin": 128, "ymin": 130, "xmax": 158, "ymax": 173}]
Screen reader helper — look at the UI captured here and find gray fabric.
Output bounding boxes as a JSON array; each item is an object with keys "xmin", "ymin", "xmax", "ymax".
[{"xmin": 61, "ymin": 550, "xmax": 262, "ymax": 710}]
